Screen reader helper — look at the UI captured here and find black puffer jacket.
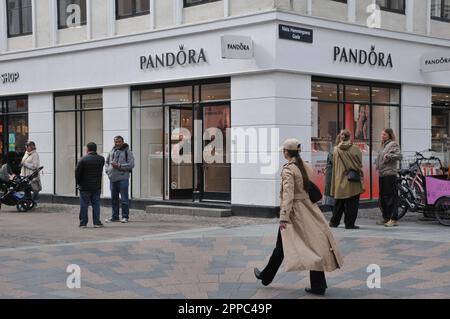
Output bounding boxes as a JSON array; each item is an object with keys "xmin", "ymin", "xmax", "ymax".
[{"xmin": 75, "ymin": 152, "xmax": 105, "ymax": 191}]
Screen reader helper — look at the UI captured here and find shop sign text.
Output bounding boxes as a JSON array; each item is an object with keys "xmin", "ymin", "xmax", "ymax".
[
  {"xmin": 140, "ymin": 45, "xmax": 207, "ymax": 70},
  {"xmin": 421, "ymin": 52, "xmax": 450, "ymax": 73},
  {"xmin": 334, "ymin": 45, "xmax": 393, "ymax": 68},
  {"xmin": 221, "ymin": 35, "xmax": 254, "ymax": 59},
  {"xmin": 1, "ymin": 72, "xmax": 20, "ymax": 84}
]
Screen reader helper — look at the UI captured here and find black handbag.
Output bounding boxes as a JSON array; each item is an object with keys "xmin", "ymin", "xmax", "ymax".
[
  {"xmin": 338, "ymin": 151, "xmax": 361, "ymax": 182},
  {"xmin": 308, "ymin": 181, "xmax": 323, "ymax": 203},
  {"xmin": 347, "ymin": 169, "xmax": 361, "ymax": 182}
]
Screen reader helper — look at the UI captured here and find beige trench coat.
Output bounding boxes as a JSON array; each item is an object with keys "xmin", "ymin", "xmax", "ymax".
[{"xmin": 280, "ymin": 160, "xmax": 344, "ymax": 272}]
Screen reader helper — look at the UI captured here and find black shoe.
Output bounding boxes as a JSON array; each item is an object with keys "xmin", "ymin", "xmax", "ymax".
[
  {"xmin": 254, "ymin": 268, "xmax": 270, "ymax": 286},
  {"xmin": 254, "ymin": 268, "xmax": 262, "ymax": 280},
  {"xmin": 305, "ymin": 288, "xmax": 326, "ymax": 296},
  {"xmin": 345, "ymin": 225, "xmax": 360, "ymax": 230},
  {"xmin": 79, "ymin": 224, "xmax": 87, "ymax": 228},
  {"xmin": 94, "ymin": 223, "xmax": 104, "ymax": 228},
  {"xmin": 329, "ymin": 223, "xmax": 338, "ymax": 228}
]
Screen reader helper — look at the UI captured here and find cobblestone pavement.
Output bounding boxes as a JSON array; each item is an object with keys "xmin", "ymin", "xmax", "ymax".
[{"xmin": 0, "ymin": 204, "xmax": 449, "ymax": 299}]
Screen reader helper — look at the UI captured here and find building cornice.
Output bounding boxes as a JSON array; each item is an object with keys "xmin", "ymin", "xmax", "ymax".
[{"xmin": 0, "ymin": 8, "xmax": 449, "ymax": 63}]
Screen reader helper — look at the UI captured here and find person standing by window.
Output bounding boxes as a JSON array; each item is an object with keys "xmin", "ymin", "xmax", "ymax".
[
  {"xmin": 105, "ymin": 136, "xmax": 135, "ymax": 223},
  {"xmin": 329, "ymin": 130, "xmax": 365, "ymax": 229},
  {"xmin": 21, "ymin": 141, "xmax": 41, "ymax": 206},
  {"xmin": 76, "ymin": 142, "xmax": 105, "ymax": 228},
  {"xmin": 375, "ymin": 128, "xmax": 403, "ymax": 227}
]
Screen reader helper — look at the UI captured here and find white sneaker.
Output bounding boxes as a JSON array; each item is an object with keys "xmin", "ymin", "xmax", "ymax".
[{"xmin": 121, "ymin": 218, "xmax": 129, "ymax": 223}]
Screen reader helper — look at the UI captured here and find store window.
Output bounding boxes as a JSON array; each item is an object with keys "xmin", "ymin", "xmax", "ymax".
[
  {"xmin": 7, "ymin": 0, "xmax": 32, "ymax": 37},
  {"xmin": 432, "ymin": 89, "xmax": 450, "ymax": 167},
  {"xmin": 183, "ymin": 0, "xmax": 221, "ymax": 8},
  {"xmin": 431, "ymin": 0, "xmax": 450, "ymax": 22},
  {"xmin": 116, "ymin": 0, "xmax": 150, "ymax": 19},
  {"xmin": 0, "ymin": 97, "xmax": 28, "ymax": 175},
  {"xmin": 57, "ymin": 0, "xmax": 87, "ymax": 29},
  {"xmin": 131, "ymin": 79, "xmax": 231, "ymax": 201},
  {"xmin": 311, "ymin": 79, "xmax": 400, "ymax": 201},
  {"xmin": 54, "ymin": 91, "xmax": 103, "ymax": 196}
]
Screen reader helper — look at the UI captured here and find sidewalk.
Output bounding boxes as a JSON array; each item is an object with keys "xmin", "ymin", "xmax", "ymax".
[{"xmin": 0, "ymin": 204, "xmax": 449, "ymax": 299}]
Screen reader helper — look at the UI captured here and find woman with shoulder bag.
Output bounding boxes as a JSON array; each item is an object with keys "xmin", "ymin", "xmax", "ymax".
[
  {"xmin": 254, "ymin": 138, "xmax": 344, "ymax": 296},
  {"xmin": 329, "ymin": 129, "xmax": 365, "ymax": 229},
  {"xmin": 21, "ymin": 141, "xmax": 42, "ymax": 206}
]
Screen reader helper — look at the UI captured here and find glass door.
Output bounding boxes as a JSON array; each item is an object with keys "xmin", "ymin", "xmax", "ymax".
[
  {"xmin": 201, "ymin": 104, "xmax": 231, "ymax": 201},
  {"xmin": 169, "ymin": 106, "xmax": 193, "ymax": 199}
]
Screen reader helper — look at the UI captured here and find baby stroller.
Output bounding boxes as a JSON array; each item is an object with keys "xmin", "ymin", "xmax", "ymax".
[{"xmin": 0, "ymin": 166, "xmax": 44, "ymax": 212}]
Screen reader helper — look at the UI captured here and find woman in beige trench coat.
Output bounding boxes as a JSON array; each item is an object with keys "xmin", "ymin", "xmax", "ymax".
[{"xmin": 254, "ymin": 138, "xmax": 344, "ymax": 296}]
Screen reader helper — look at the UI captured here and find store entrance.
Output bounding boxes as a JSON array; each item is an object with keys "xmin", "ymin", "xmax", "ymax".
[{"xmin": 167, "ymin": 104, "xmax": 231, "ymax": 201}]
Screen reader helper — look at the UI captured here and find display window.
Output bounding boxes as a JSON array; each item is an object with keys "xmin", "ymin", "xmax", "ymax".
[
  {"xmin": 432, "ymin": 88, "xmax": 450, "ymax": 168},
  {"xmin": 311, "ymin": 78, "xmax": 400, "ymax": 201},
  {"xmin": 0, "ymin": 96, "xmax": 29, "ymax": 175},
  {"xmin": 131, "ymin": 78, "xmax": 231, "ymax": 202}
]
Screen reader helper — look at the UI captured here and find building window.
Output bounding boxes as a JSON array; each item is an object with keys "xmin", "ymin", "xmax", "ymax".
[
  {"xmin": 54, "ymin": 91, "xmax": 103, "ymax": 196},
  {"xmin": 376, "ymin": 0, "xmax": 406, "ymax": 14},
  {"xmin": 183, "ymin": 0, "xmax": 221, "ymax": 8},
  {"xmin": 311, "ymin": 79, "xmax": 401, "ymax": 201},
  {"xmin": 431, "ymin": 0, "xmax": 450, "ymax": 22},
  {"xmin": 432, "ymin": 89, "xmax": 450, "ymax": 167},
  {"xmin": 57, "ymin": 0, "xmax": 87, "ymax": 29},
  {"xmin": 0, "ymin": 97, "xmax": 29, "ymax": 175},
  {"xmin": 116, "ymin": 0, "xmax": 150, "ymax": 19},
  {"xmin": 131, "ymin": 79, "xmax": 231, "ymax": 201},
  {"xmin": 7, "ymin": 0, "xmax": 32, "ymax": 37}
]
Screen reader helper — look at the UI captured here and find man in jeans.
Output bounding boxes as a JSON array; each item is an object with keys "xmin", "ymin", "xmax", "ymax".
[
  {"xmin": 105, "ymin": 136, "xmax": 135, "ymax": 223},
  {"xmin": 75, "ymin": 142, "xmax": 105, "ymax": 228}
]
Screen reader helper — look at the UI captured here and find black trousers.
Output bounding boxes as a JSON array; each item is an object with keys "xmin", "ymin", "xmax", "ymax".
[
  {"xmin": 379, "ymin": 175, "xmax": 399, "ymax": 221},
  {"xmin": 260, "ymin": 229, "xmax": 327, "ymax": 291},
  {"xmin": 330, "ymin": 194, "xmax": 360, "ymax": 228}
]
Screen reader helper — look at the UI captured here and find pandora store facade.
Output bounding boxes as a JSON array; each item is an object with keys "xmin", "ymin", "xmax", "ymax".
[{"xmin": 1, "ymin": 11, "xmax": 450, "ymax": 216}]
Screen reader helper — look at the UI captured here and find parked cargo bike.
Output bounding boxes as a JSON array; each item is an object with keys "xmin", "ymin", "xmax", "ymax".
[{"xmin": 397, "ymin": 150, "xmax": 450, "ymax": 226}]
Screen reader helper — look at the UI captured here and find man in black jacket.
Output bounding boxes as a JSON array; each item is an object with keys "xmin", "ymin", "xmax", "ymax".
[{"xmin": 75, "ymin": 142, "xmax": 105, "ymax": 228}]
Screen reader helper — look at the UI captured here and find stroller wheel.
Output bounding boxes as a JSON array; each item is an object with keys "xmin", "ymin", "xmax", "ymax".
[{"xmin": 16, "ymin": 201, "xmax": 30, "ymax": 212}]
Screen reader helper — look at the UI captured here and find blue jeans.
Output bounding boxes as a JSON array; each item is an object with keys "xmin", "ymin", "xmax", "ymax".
[
  {"xmin": 110, "ymin": 179, "xmax": 129, "ymax": 220},
  {"xmin": 79, "ymin": 190, "xmax": 101, "ymax": 226}
]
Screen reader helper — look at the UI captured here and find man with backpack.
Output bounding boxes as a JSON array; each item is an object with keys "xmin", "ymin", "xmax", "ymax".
[{"xmin": 105, "ymin": 136, "xmax": 135, "ymax": 223}]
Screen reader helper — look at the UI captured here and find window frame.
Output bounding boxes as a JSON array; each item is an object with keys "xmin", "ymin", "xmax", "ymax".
[
  {"xmin": 115, "ymin": 0, "xmax": 150, "ymax": 20},
  {"xmin": 431, "ymin": 0, "xmax": 450, "ymax": 23},
  {"xmin": 377, "ymin": 0, "xmax": 406, "ymax": 15},
  {"xmin": 6, "ymin": 0, "xmax": 33, "ymax": 38},
  {"xmin": 57, "ymin": 0, "xmax": 88, "ymax": 30},
  {"xmin": 183, "ymin": 0, "xmax": 221, "ymax": 8}
]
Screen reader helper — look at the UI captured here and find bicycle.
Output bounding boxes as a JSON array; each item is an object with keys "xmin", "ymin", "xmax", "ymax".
[{"xmin": 397, "ymin": 150, "xmax": 450, "ymax": 226}]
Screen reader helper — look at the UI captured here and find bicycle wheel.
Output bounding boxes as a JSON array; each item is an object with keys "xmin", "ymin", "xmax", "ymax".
[
  {"xmin": 397, "ymin": 186, "xmax": 410, "ymax": 220},
  {"xmin": 434, "ymin": 197, "xmax": 450, "ymax": 226},
  {"xmin": 16, "ymin": 200, "xmax": 29, "ymax": 212}
]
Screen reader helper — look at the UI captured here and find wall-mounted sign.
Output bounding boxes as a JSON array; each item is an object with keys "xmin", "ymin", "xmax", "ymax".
[
  {"xmin": 333, "ymin": 45, "xmax": 393, "ymax": 68},
  {"xmin": 140, "ymin": 45, "xmax": 207, "ymax": 70},
  {"xmin": 221, "ymin": 35, "xmax": 254, "ymax": 59},
  {"xmin": 421, "ymin": 52, "xmax": 450, "ymax": 73},
  {"xmin": 279, "ymin": 24, "xmax": 313, "ymax": 43},
  {"xmin": 1, "ymin": 72, "xmax": 20, "ymax": 84}
]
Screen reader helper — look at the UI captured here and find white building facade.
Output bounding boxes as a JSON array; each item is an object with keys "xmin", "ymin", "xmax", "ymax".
[{"xmin": 1, "ymin": 0, "xmax": 450, "ymax": 216}]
